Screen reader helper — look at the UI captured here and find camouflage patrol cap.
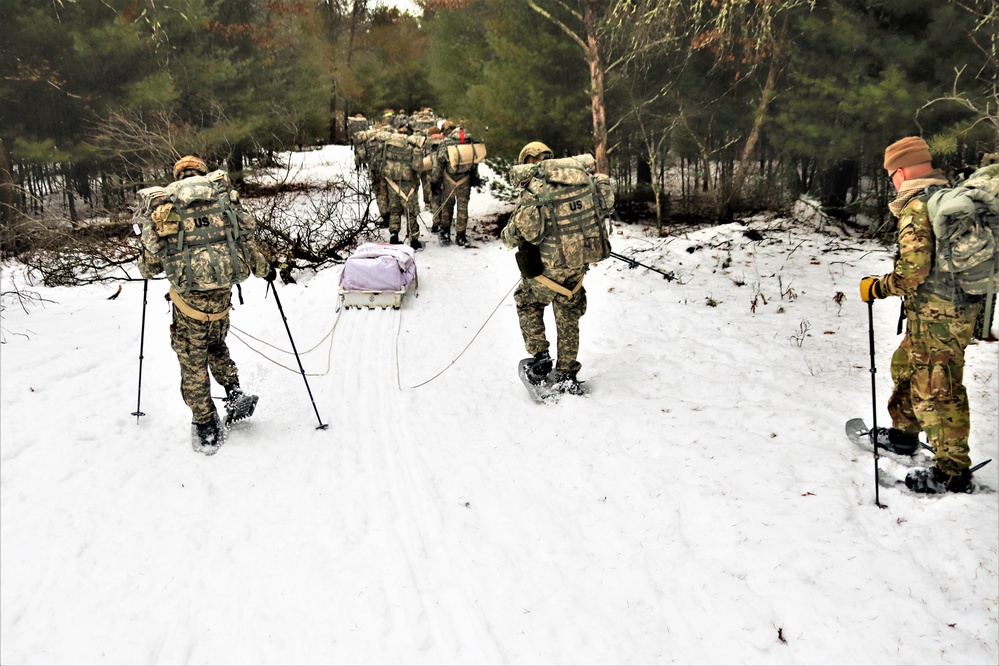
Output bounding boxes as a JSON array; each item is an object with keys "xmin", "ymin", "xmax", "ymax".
[
  {"xmin": 884, "ymin": 137, "xmax": 932, "ymax": 171},
  {"xmin": 173, "ymin": 155, "xmax": 209, "ymax": 180},
  {"xmin": 518, "ymin": 141, "xmax": 553, "ymax": 164}
]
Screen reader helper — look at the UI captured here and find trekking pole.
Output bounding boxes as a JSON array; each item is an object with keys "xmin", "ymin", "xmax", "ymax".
[
  {"xmin": 866, "ymin": 299, "xmax": 883, "ymax": 508},
  {"xmin": 609, "ymin": 251, "xmax": 677, "ymax": 281},
  {"xmin": 266, "ymin": 280, "xmax": 329, "ymax": 430},
  {"xmin": 132, "ymin": 279, "xmax": 149, "ymax": 423}
]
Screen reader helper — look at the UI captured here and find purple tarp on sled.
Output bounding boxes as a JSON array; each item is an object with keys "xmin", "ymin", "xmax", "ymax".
[{"xmin": 339, "ymin": 242, "xmax": 417, "ymax": 292}]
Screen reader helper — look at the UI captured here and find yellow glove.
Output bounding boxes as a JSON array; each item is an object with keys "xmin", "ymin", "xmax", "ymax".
[{"xmin": 859, "ymin": 276, "xmax": 886, "ymax": 302}]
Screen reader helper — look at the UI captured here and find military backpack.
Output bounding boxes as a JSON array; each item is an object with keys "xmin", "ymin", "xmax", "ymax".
[
  {"xmin": 138, "ymin": 170, "xmax": 255, "ymax": 294},
  {"xmin": 510, "ymin": 154, "xmax": 615, "ymax": 269},
  {"xmin": 382, "ymin": 133, "xmax": 418, "ymax": 181},
  {"xmin": 922, "ymin": 164, "xmax": 999, "ymax": 325}
]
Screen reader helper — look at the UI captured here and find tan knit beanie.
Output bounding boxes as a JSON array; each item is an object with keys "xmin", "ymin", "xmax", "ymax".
[{"xmin": 884, "ymin": 136, "xmax": 932, "ymax": 171}]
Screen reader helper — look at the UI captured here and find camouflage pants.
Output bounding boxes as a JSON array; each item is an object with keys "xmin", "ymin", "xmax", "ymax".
[
  {"xmin": 369, "ymin": 171, "xmax": 389, "ymax": 224},
  {"xmin": 888, "ymin": 294, "xmax": 980, "ymax": 475},
  {"xmin": 420, "ymin": 171, "xmax": 433, "ymax": 207},
  {"xmin": 386, "ymin": 178, "xmax": 420, "ymax": 240},
  {"xmin": 428, "ymin": 180, "xmax": 444, "ymax": 229},
  {"xmin": 440, "ymin": 174, "xmax": 471, "ymax": 234},
  {"xmin": 169, "ymin": 290, "xmax": 239, "ymax": 425},
  {"xmin": 514, "ymin": 267, "xmax": 587, "ymax": 376}
]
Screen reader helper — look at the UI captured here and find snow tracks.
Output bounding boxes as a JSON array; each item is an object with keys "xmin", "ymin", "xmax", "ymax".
[{"xmin": 327, "ymin": 306, "xmax": 501, "ymax": 662}]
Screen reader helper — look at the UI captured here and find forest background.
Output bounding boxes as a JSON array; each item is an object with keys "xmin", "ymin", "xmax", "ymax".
[{"xmin": 0, "ymin": 0, "xmax": 997, "ymax": 279}]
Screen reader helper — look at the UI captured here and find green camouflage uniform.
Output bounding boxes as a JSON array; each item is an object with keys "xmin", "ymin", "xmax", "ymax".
[
  {"xmin": 382, "ymin": 133, "xmax": 422, "ymax": 242},
  {"xmin": 138, "ymin": 181, "xmax": 269, "ymax": 426},
  {"xmin": 502, "ymin": 181, "xmax": 588, "ymax": 377},
  {"xmin": 365, "ymin": 130, "xmax": 391, "ymax": 226},
  {"xmin": 877, "ymin": 170, "xmax": 982, "ymax": 475},
  {"xmin": 422, "ymin": 133, "xmax": 445, "ymax": 229},
  {"xmin": 434, "ymin": 133, "xmax": 477, "ymax": 236}
]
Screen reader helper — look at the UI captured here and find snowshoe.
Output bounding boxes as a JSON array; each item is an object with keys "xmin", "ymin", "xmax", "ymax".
[
  {"xmin": 192, "ymin": 414, "xmax": 224, "ymax": 456},
  {"xmin": 224, "ymin": 388, "xmax": 258, "ymax": 426},
  {"xmin": 844, "ymin": 418, "xmax": 931, "ymax": 457}
]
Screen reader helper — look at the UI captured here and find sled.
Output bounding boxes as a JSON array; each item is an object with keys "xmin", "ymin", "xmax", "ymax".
[{"xmin": 338, "ymin": 242, "xmax": 418, "ymax": 310}]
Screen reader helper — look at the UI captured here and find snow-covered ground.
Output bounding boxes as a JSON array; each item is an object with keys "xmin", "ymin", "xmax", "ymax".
[{"xmin": 2, "ymin": 145, "xmax": 997, "ymax": 665}]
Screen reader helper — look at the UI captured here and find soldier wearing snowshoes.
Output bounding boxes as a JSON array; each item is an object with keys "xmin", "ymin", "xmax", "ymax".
[
  {"xmin": 502, "ymin": 142, "xmax": 608, "ymax": 397},
  {"xmin": 859, "ymin": 136, "xmax": 985, "ymax": 493},
  {"xmin": 137, "ymin": 155, "xmax": 273, "ymax": 455}
]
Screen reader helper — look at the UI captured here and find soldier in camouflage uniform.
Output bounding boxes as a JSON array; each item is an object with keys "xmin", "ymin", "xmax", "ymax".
[
  {"xmin": 501, "ymin": 142, "xmax": 587, "ymax": 394},
  {"xmin": 433, "ymin": 120, "xmax": 479, "ymax": 246},
  {"xmin": 363, "ymin": 124, "xmax": 392, "ymax": 228},
  {"xmin": 422, "ymin": 126, "xmax": 446, "ymax": 235},
  {"xmin": 860, "ymin": 136, "xmax": 983, "ymax": 493},
  {"xmin": 138, "ymin": 156, "xmax": 273, "ymax": 455},
  {"xmin": 382, "ymin": 127, "xmax": 423, "ymax": 249}
]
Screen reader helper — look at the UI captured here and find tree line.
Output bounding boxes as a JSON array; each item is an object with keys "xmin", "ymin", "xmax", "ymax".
[{"xmin": 1, "ymin": 0, "xmax": 996, "ymax": 247}]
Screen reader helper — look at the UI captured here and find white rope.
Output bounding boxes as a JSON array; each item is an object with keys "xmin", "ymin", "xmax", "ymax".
[{"xmin": 400, "ymin": 279, "xmax": 518, "ymax": 390}]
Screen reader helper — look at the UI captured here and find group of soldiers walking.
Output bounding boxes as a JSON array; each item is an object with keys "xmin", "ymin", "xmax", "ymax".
[{"xmin": 349, "ymin": 108, "xmax": 482, "ymax": 250}]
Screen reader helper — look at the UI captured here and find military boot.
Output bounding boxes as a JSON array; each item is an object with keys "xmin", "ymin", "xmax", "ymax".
[
  {"xmin": 904, "ymin": 466, "xmax": 974, "ymax": 494},
  {"xmin": 455, "ymin": 232, "xmax": 468, "ymax": 247},
  {"xmin": 871, "ymin": 427, "xmax": 921, "ymax": 455},
  {"xmin": 192, "ymin": 413, "xmax": 224, "ymax": 456},
  {"xmin": 525, "ymin": 350, "xmax": 553, "ymax": 385},
  {"xmin": 550, "ymin": 370, "xmax": 585, "ymax": 396}
]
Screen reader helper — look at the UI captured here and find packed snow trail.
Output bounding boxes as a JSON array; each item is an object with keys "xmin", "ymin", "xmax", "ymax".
[{"xmin": 327, "ymin": 304, "xmax": 504, "ymax": 662}]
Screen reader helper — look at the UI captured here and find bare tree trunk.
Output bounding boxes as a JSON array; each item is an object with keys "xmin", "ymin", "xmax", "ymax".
[
  {"xmin": 729, "ymin": 54, "xmax": 779, "ymax": 210},
  {"xmin": 0, "ymin": 138, "xmax": 18, "ymax": 225},
  {"xmin": 583, "ymin": 0, "xmax": 609, "ymax": 175},
  {"xmin": 527, "ymin": 0, "xmax": 610, "ymax": 175}
]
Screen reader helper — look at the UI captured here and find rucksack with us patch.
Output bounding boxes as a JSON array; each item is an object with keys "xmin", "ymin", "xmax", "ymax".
[
  {"xmin": 923, "ymin": 164, "xmax": 999, "ymax": 325},
  {"xmin": 382, "ymin": 133, "xmax": 420, "ymax": 181},
  {"xmin": 138, "ymin": 170, "xmax": 256, "ymax": 294},
  {"xmin": 510, "ymin": 154, "xmax": 615, "ymax": 269}
]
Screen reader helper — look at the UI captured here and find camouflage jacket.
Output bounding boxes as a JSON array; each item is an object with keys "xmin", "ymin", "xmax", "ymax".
[{"xmin": 881, "ymin": 170, "xmax": 949, "ymax": 299}]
